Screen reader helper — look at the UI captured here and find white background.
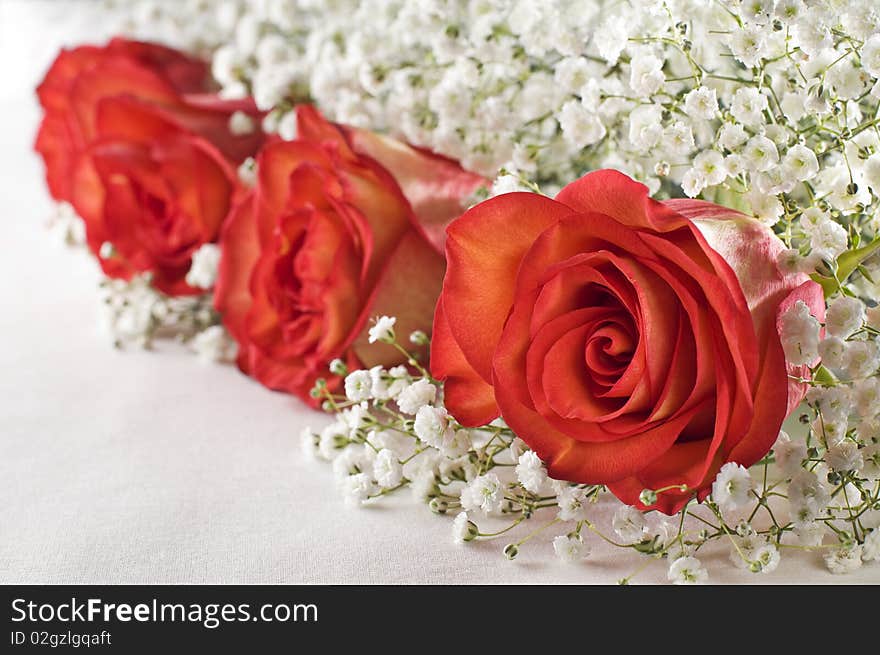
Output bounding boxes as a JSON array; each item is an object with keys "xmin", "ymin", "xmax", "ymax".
[{"xmin": 1, "ymin": 0, "xmax": 878, "ymax": 584}]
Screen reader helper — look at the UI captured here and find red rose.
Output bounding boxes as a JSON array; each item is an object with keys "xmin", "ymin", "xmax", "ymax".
[
  {"xmin": 431, "ymin": 170, "xmax": 824, "ymax": 513},
  {"xmin": 35, "ymin": 38, "xmax": 264, "ymax": 295},
  {"xmin": 215, "ymin": 105, "xmax": 486, "ymax": 403}
]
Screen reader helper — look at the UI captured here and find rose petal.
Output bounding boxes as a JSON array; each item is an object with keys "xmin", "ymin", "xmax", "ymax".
[
  {"xmin": 430, "ymin": 298, "xmax": 499, "ymax": 425},
  {"xmin": 441, "ymin": 192, "xmax": 573, "ymax": 383}
]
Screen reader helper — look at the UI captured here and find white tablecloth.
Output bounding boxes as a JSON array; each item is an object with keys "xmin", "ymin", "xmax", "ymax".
[{"xmin": 2, "ymin": 0, "xmax": 877, "ymax": 585}]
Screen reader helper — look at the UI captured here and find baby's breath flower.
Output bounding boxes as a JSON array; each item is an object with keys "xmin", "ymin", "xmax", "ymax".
[
  {"xmin": 553, "ymin": 535, "xmax": 590, "ymax": 562},
  {"xmin": 460, "ymin": 473, "xmax": 504, "ymax": 515},
  {"xmin": 396, "ymin": 378, "xmax": 436, "ymax": 415},
  {"xmin": 712, "ymin": 462, "xmax": 755, "ymax": 513},
  {"xmin": 368, "ymin": 315, "xmax": 397, "ymax": 344},
  {"xmin": 515, "ymin": 451, "xmax": 547, "ymax": 494},
  {"xmin": 824, "ymin": 545, "xmax": 864, "ymax": 574},
  {"xmin": 667, "ymin": 556, "xmax": 708, "ymax": 585},
  {"xmin": 344, "ymin": 370, "xmax": 373, "ymax": 402},
  {"xmin": 452, "ymin": 512, "xmax": 478, "ymax": 544},
  {"xmin": 413, "ymin": 405, "xmax": 454, "ymax": 448},
  {"xmin": 612, "ymin": 505, "xmax": 647, "ymax": 543}
]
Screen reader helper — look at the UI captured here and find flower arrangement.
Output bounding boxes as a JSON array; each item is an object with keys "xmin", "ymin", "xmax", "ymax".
[{"xmin": 35, "ymin": 0, "xmax": 880, "ymax": 583}]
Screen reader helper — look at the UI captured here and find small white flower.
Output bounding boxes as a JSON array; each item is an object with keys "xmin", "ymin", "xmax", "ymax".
[
  {"xmin": 667, "ymin": 556, "xmax": 708, "ymax": 584},
  {"xmin": 228, "ymin": 110, "xmax": 256, "ymax": 136},
  {"xmin": 237, "ymin": 157, "xmax": 257, "ymax": 187},
  {"xmin": 554, "ymin": 56, "xmax": 591, "ymax": 94},
  {"xmin": 825, "ymin": 440, "xmax": 863, "ymax": 473},
  {"xmin": 332, "ymin": 446, "xmax": 370, "ymax": 480},
  {"xmin": 439, "ymin": 428, "xmax": 471, "ymax": 459},
  {"xmin": 818, "ymin": 336, "xmax": 848, "ymax": 369},
  {"xmin": 185, "ymin": 243, "xmax": 221, "ymax": 289},
  {"xmin": 780, "ymin": 92, "xmax": 807, "ymax": 123},
  {"xmin": 344, "ymin": 370, "xmax": 373, "ymax": 402},
  {"xmin": 300, "ymin": 427, "xmax": 319, "ymax": 460},
  {"xmin": 776, "ymin": 248, "xmax": 812, "ymax": 274},
  {"xmin": 628, "ymin": 104, "xmax": 663, "ymax": 150},
  {"xmin": 824, "ymin": 545, "xmax": 863, "ymax": 574},
  {"xmin": 810, "ymin": 219, "xmax": 848, "ymax": 260},
  {"xmin": 452, "ymin": 512, "xmax": 477, "ymax": 544},
  {"xmin": 788, "ymin": 469, "xmax": 831, "ymax": 526},
  {"xmin": 683, "ymin": 86, "xmax": 718, "ymax": 120},
  {"xmin": 373, "ymin": 449, "xmax": 403, "ymax": 489},
  {"xmin": 794, "ymin": 523, "xmax": 825, "ymax": 548},
  {"xmin": 773, "ymin": 431, "xmax": 807, "ymax": 475},
  {"xmin": 743, "ymin": 135, "xmax": 779, "ymax": 172},
  {"xmin": 340, "ymin": 472, "xmax": 376, "ymax": 506},
  {"xmin": 746, "ymin": 188, "xmax": 783, "ymax": 226},
  {"xmin": 460, "ymin": 473, "xmax": 504, "ymax": 514},
  {"xmin": 515, "ymin": 451, "xmax": 548, "ymax": 494},
  {"xmin": 806, "ymin": 385, "xmax": 852, "ymax": 422},
  {"xmin": 681, "ymin": 168, "xmax": 706, "ymax": 198},
  {"xmin": 825, "ymin": 296, "xmax": 865, "ymax": 338},
  {"xmin": 782, "ymin": 144, "xmax": 819, "ymax": 181},
  {"xmin": 730, "ymin": 87, "xmax": 768, "ymax": 126},
  {"xmin": 845, "ymin": 341, "xmax": 880, "ymax": 379},
  {"xmin": 413, "ymin": 405, "xmax": 454, "ymax": 448},
  {"xmin": 862, "ymin": 35, "xmax": 880, "ymax": 78},
  {"xmin": 318, "ymin": 423, "xmax": 347, "ymax": 460},
  {"xmin": 612, "ymin": 505, "xmax": 647, "ymax": 543},
  {"xmin": 192, "ymin": 325, "xmax": 235, "ymax": 363},
  {"xmin": 490, "ymin": 173, "xmax": 528, "ymax": 196},
  {"xmin": 557, "ymin": 100, "xmax": 606, "ymax": 149},
  {"xmin": 854, "ymin": 378, "xmax": 880, "ymax": 418},
  {"xmin": 663, "ymin": 121, "xmax": 695, "ymax": 155},
  {"xmin": 750, "ymin": 542, "xmax": 781, "ymax": 574},
  {"xmin": 396, "ymin": 378, "xmax": 436, "ymax": 414},
  {"xmin": 693, "ymin": 150, "xmax": 726, "ymax": 186},
  {"xmin": 711, "ymin": 462, "xmax": 755, "ymax": 513},
  {"xmin": 553, "ymin": 534, "xmax": 590, "ymax": 562},
  {"xmin": 629, "ymin": 52, "xmax": 665, "ymax": 96},
  {"xmin": 779, "ymin": 300, "xmax": 821, "ymax": 365},
  {"xmin": 862, "ymin": 530, "xmax": 880, "ymax": 562},
  {"xmin": 865, "ymin": 154, "xmax": 880, "ymax": 195},
  {"xmin": 812, "ymin": 415, "xmax": 848, "ymax": 448},
  {"xmin": 718, "ymin": 123, "xmax": 748, "ymax": 151},
  {"xmin": 556, "ymin": 486, "xmax": 589, "ymax": 522},
  {"xmin": 861, "ymin": 442, "xmax": 880, "ymax": 481},
  {"xmin": 368, "ymin": 316, "xmax": 397, "ymax": 344}
]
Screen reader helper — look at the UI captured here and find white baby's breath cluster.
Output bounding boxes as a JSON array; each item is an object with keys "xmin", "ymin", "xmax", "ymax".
[
  {"xmin": 299, "ymin": 318, "xmax": 880, "ymax": 584},
  {"xmin": 97, "ymin": 274, "xmax": 229, "ymax": 358}
]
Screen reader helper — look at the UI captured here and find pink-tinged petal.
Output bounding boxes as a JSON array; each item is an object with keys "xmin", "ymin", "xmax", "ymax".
[
  {"xmin": 442, "ymin": 192, "xmax": 574, "ymax": 382},
  {"xmin": 431, "ymin": 298, "xmax": 500, "ymax": 426},
  {"xmin": 347, "ymin": 128, "xmax": 488, "ymax": 252}
]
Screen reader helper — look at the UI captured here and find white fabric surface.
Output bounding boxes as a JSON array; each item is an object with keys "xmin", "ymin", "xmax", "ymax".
[{"xmin": 2, "ymin": 0, "xmax": 878, "ymax": 585}]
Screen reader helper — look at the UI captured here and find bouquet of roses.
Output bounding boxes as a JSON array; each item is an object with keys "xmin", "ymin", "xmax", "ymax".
[{"xmin": 35, "ymin": 0, "xmax": 880, "ymax": 583}]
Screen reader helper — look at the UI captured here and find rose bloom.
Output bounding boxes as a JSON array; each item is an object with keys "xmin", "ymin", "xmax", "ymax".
[
  {"xmin": 432, "ymin": 170, "xmax": 824, "ymax": 513},
  {"xmin": 35, "ymin": 38, "xmax": 263, "ymax": 295},
  {"xmin": 215, "ymin": 105, "xmax": 486, "ymax": 403}
]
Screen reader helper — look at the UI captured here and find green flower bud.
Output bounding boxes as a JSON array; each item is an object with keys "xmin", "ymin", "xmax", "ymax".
[
  {"xmin": 639, "ymin": 489, "xmax": 658, "ymax": 506},
  {"xmin": 503, "ymin": 543, "xmax": 519, "ymax": 560},
  {"xmin": 329, "ymin": 358, "xmax": 348, "ymax": 376},
  {"xmin": 409, "ymin": 330, "xmax": 430, "ymax": 346},
  {"xmin": 429, "ymin": 498, "xmax": 449, "ymax": 514}
]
